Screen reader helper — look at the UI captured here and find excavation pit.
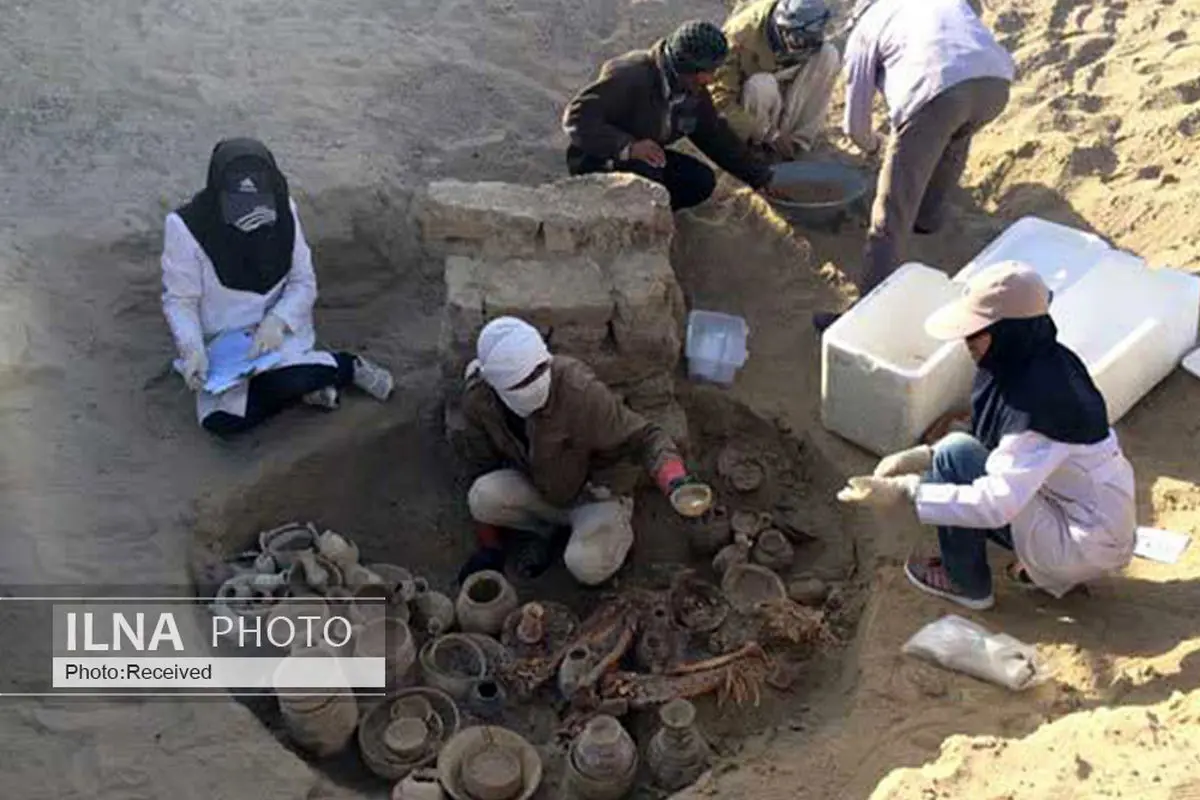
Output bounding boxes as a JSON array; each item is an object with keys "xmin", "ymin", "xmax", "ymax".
[{"xmin": 192, "ymin": 384, "xmax": 862, "ymax": 797}]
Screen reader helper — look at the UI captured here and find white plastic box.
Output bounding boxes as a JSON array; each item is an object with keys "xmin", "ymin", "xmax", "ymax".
[
  {"xmin": 954, "ymin": 216, "xmax": 1112, "ymax": 294},
  {"xmin": 821, "ymin": 264, "xmax": 976, "ymax": 456},
  {"xmin": 686, "ymin": 310, "xmax": 749, "ymax": 386},
  {"xmin": 1051, "ymin": 257, "xmax": 1200, "ymax": 424}
]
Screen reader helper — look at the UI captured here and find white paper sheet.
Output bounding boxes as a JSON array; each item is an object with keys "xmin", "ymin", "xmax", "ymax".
[
  {"xmin": 1134, "ymin": 526, "xmax": 1192, "ymax": 564},
  {"xmin": 174, "ymin": 327, "xmax": 282, "ymax": 395}
]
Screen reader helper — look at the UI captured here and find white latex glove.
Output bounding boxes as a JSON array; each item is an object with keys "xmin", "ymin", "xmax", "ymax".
[
  {"xmin": 836, "ymin": 475, "xmax": 920, "ymax": 509},
  {"xmin": 249, "ymin": 314, "xmax": 287, "ymax": 358},
  {"xmin": 181, "ymin": 348, "xmax": 208, "ymax": 392},
  {"xmin": 874, "ymin": 445, "xmax": 934, "ymax": 478}
]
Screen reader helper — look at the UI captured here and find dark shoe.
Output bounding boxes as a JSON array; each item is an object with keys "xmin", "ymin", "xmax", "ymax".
[
  {"xmin": 812, "ymin": 311, "xmax": 842, "ymax": 333},
  {"xmin": 509, "ymin": 531, "xmax": 560, "ymax": 580},
  {"xmin": 913, "ymin": 222, "xmax": 941, "ymax": 235},
  {"xmin": 457, "ymin": 546, "xmax": 507, "ymax": 585}
]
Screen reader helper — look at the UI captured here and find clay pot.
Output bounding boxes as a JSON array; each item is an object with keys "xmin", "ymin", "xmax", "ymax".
[
  {"xmin": 751, "ymin": 529, "xmax": 795, "ymax": 572},
  {"xmin": 717, "ymin": 445, "xmax": 767, "ymax": 493},
  {"xmin": 465, "ymin": 678, "xmax": 507, "ymax": 722},
  {"xmin": 274, "ymin": 648, "xmax": 358, "ymax": 758},
  {"xmin": 646, "ymin": 699, "xmax": 711, "ymax": 792},
  {"xmin": 259, "ymin": 521, "xmax": 319, "ymax": 569},
  {"xmin": 360, "ymin": 687, "xmax": 461, "ymax": 781},
  {"xmin": 567, "ymin": 715, "xmax": 638, "ymax": 800},
  {"xmin": 392, "ymin": 768, "xmax": 448, "ymax": 800},
  {"xmin": 685, "ymin": 505, "xmax": 732, "ymax": 556},
  {"xmin": 267, "ymin": 597, "xmax": 330, "ymax": 653},
  {"xmin": 635, "ymin": 625, "xmax": 676, "ymax": 674},
  {"xmin": 369, "ymin": 563, "xmax": 418, "ymax": 604},
  {"xmin": 501, "ymin": 601, "xmax": 579, "ymax": 659},
  {"xmin": 670, "ymin": 574, "xmax": 729, "ymax": 634},
  {"xmin": 412, "ymin": 579, "xmax": 457, "ymax": 636},
  {"xmin": 456, "ymin": 571, "xmax": 519, "ymax": 637},
  {"xmin": 355, "ymin": 618, "xmax": 417, "ymax": 689},
  {"xmin": 787, "ymin": 577, "xmax": 829, "ymax": 607},
  {"xmin": 711, "ymin": 534, "xmax": 752, "ymax": 577},
  {"xmin": 721, "ymin": 563, "xmax": 787, "ymax": 614},
  {"xmin": 557, "ymin": 645, "xmax": 593, "ymax": 700},
  {"xmin": 462, "ymin": 744, "xmax": 522, "ymax": 800},
  {"xmin": 420, "ymin": 634, "xmax": 488, "ymax": 700},
  {"xmin": 437, "ymin": 726, "xmax": 542, "ymax": 800},
  {"xmin": 292, "ymin": 550, "xmax": 345, "ymax": 592},
  {"xmin": 515, "ymin": 603, "xmax": 544, "ymax": 646},
  {"xmin": 317, "ymin": 530, "xmax": 360, "ymax": 570}
]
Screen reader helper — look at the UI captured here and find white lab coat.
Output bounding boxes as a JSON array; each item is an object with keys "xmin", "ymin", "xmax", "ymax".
[
  {"xmin": 914, "ymin": 429, "xmax": 1137, "ymax": 597},
  {"xmin": 160, "ymin": 199, "xmax": 336, "ymax": 423}
]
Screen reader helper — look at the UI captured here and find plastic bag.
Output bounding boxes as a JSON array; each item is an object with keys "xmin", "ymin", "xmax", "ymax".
[{"xmin": 901, "ymin": 614, "xmax": 1050, "ymax": 691}]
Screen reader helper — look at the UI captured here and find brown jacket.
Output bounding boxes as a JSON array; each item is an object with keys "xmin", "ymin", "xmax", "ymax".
[
  {"xmin": 562, "ymin": 43, "xmax": 772, "ymax": 190},
  {"xmin": 459, "ymin": 356, "xmax": 680, "ymax": 507}
]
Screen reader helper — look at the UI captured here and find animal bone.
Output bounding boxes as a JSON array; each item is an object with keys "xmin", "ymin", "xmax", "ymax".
[
  {"xmin": 599, "ymin": 642, "xmax": 770, "ymax": 710},
  {"xmin": 502, "ymin": 595, "xmax": 642, "ymax": 698}
]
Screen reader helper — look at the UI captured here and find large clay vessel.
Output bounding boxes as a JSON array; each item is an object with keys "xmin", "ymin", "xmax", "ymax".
[
  {"xmin": 566, "ymin": 714, "xmax": 638, "ymax": 799},
  {"xmin": 455, "ymin": 570, "xmax": 519, "ymax": 637},
  {"xmin": 646, "ymin": 699, "xmax": 711, "ymax": 792}
]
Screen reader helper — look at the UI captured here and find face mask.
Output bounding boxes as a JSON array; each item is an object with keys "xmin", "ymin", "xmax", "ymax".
[{"xmin": 498, "ymin": 371, "xmax": 551, "ymax": 418}]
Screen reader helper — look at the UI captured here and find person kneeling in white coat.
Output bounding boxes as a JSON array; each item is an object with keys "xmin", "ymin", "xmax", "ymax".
[
  {"xmin": 838, "ymin": 261, "xmax": 1136, "ymax": 609},
  {"xmin": 161, "ymin": 138, "xmax": 394, "ymax": 436}
]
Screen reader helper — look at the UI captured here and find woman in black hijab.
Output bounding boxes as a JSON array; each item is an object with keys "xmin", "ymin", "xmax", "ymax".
[
  {"xmin": 837, "ymin": 261, "xmax": 1136, "ymax": 609},
  {"xmin": 162, "ymin": 138, "xmax": 395, "ymax": 436}
]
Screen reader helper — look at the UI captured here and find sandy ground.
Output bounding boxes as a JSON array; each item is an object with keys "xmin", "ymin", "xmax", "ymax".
[{"xmin": 1, "ymin": 0, "xmax": 1200, "ymax": 797}]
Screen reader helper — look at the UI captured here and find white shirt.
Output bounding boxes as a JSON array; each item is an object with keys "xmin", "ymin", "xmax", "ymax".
[
  {"xmin": 915, "ymin": 429, "xmax": 1137, "ymax": 597},
  {"xmin": 842, "ymin": 0, "xmax": 1015, "ymax": 152},
  {"xmin": 160, "ymin": 199, "xmax": 335, "ymax": 422}
]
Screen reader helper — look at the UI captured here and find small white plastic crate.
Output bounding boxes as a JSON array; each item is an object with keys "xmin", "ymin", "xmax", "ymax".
[
  {"xmin": 821, "ymin": 263, "xmax": 976, "ymax": 456},
  {"xmin": 954, "ymin": 216, "xmax": 1111, "ymax": 295},
  {"xmin": 1051, "ymin": 257, "xmax": 1200, "ymax": 424},
  {"xmin": 686, "ymin": 310, "xmax": 749, "ymax": 386}
]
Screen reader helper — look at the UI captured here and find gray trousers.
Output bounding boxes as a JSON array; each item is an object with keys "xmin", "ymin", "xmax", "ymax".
[
  {"xmin": 467, "ymin": 469, "xmax": 635, "ymax": 586},
  {"xmin": 861, "ymin": 77, "xmax": 1011, "ymax": 294}
]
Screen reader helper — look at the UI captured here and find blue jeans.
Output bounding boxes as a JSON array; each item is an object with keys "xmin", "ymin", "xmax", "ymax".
[{"xmin": 924, "ymin": 433, "xmax": 1014, "ymax": 599}]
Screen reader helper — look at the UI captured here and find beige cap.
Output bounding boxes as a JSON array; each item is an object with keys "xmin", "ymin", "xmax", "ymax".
[{"xmin": 925, "ymin": 260, "xmax": 1051, "ymax": 340}]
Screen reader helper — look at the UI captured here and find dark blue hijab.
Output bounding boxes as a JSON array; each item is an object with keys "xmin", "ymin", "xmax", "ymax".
[{"xmin": 971, "ymin": 315, "xmax": 1110, "ymax": 451}]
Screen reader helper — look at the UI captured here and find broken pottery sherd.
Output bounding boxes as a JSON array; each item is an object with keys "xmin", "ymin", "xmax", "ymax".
[
  {"xmin": 317, "ymin": 530, "xmax": 360, "ymax": 570},
  {"xmin": 392, "ymin": 768, "xmax": 448, "ymax": 800}
]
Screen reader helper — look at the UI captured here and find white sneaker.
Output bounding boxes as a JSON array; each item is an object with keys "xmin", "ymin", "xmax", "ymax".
[
  {"xmin": 353, "ymin": 356, "xmax": 394, "ymax": 401},
  {"xmin": 302, "ymin": 386, "xmax": 340, "ymax": 410}
]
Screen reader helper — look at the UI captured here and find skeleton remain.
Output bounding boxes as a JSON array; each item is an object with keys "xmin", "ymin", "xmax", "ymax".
[{"xmin": 599, "ymin": 642, "xmax": 772, "ymax": 710}]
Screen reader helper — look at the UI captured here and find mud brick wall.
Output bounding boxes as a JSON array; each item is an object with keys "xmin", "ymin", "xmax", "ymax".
[{"xmin": 421, "ymin": 174, "xmax": 690, "ymax": 457}]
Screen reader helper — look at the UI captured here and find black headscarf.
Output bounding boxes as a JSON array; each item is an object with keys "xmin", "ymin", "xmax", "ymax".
[
  {"xmin": 971, "ymin": 315, "xmax": 1110, "ymax": 450},
  {"xmin": 176, "ymin": 138, "xmax": 295, "ymax": 295}
]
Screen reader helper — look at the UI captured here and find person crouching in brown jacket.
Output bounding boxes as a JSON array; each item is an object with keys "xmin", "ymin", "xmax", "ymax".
[
  {"xmin": 562, "ymin": 20, "xmax": 774, "ymax": 211},
  {"xmin": 456, "ymin": 317, "xmax": 713, "ymax": 586}
]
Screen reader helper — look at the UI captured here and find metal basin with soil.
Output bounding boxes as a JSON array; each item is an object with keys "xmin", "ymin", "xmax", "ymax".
[{"xmin": 768, "ymin": 161, "xmax": 871, "ymax": 229}]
